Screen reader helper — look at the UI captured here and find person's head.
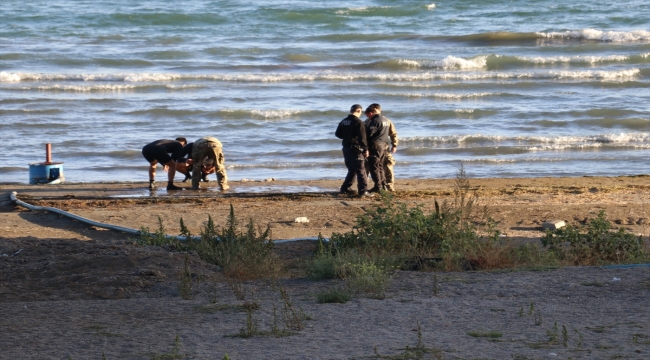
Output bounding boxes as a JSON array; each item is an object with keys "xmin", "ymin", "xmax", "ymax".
[
  {"xmin": 364, "ymin": 106, "xmax": 378, "ymax": 118},
  {"xmin": 350, "ymin": 104, "xmax": 363, "ymax": 116},
  {"xmin": 175, "ymin": 137, "xmax": 187, "ymax": 146},
  {"xmin": 368, "ymin": 103, "xmax": 382, "ymax": 113}
]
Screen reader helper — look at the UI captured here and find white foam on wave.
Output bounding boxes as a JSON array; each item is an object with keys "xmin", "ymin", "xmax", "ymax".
[
  {"xmin": 32, "ymin": 84, "xmax": 138, "ymax": 92},
  {"xmin": 426, "ymin": 3, "xmax": 436, "ymax": 10},
  {"xmin": 538, "ymin": 29, "xmax": 650, "ymax": 42},
  {"xmin": 335, "ymin": 7, "xmax": 368, "ymax": 15},
  {"xmin": 397, "ymin": 55, "xmax": 488, "ymax": 69},
  {"xmin": 3, "ymin": 68, "xmax": 640, "ymax": 85},
  {"xmin": 440, "ymin": 55, "xmax": 487, "ymax": 69},
  {"xmin": 401, "ymin": 133, "xmax": 650, "ymax": 144},
  {"xmin": 527, "ymin": 143, "xmax": 602, "ymax": 151},
  {"xmin": 250, "ymin": 109, "xmax": 306, "ymax": 119},
  {"xmin": 454, "ymin": 109, "xmax": 475, "ymax": 113},
  {"xmin": 335, "ymin": 6, "xmax": 393, "ymax": 15},
  {"xmin": 10, "ymin": 72, "xmax": 183, "ymax": 82},
  {"xmin": 0, "ymin": 72, "xmax": 21, "ymax": 82},
  {"xmin": 550, "ymin": 68, "xmax": 639, "ymax": 79},
  {"xmin": 10, "ymin": 84, "xmax": 201, "ymax": 92},
  {"xmin": 389, "ymin": 92, "xmax": 500, "ymax": 99},
  {"xmin": 516, "ymin": 54, "xmax": 630, "ymax": 64}
]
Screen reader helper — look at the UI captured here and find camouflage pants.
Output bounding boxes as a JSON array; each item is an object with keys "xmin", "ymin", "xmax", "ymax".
[
  {"xmin": 191, "ymin": 138, "xmax": 227, "ymax": 189},
  {"xmin": 384, "ymin": 151, "xmax": 396, "ymax": 190}
]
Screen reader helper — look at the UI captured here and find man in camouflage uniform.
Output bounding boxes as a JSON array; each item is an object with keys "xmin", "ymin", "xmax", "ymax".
[
  {"xmin": 191, "ymin": 136, "xmax": 229, "ymax": 191},
  {"xmin": 368, "ymin": 103, "xmax": 398, "ymax": 192}
]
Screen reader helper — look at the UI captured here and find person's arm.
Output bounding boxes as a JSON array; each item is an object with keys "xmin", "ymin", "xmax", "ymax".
[
  {"xmin": 335, "ymin": 120, "xmax": 344, "ymax": 139},
  {"xmin": 388, "ymin": 119, "xmax": 398, "ymax": 153},
  {"xmin": 357, "ymin": 119, "xmax": 368, "ymax": 152}
]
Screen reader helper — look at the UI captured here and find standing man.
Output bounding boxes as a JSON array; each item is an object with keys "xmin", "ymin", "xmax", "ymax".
[
  {"xmin": 190, "ymin": 136, "xmax": 229, "ymax": 191},
  {"xmin": 141, "ymin": 137, "xmax": 186, "ymax": 190},
  {"xmin": 335, "ymin": 104, "xmax": 373, "ymax": 198},
  {"xmin": 368, "ymin": 103, "xmax": 398, "ymax": 192},
  {"xmin": 365, "ymin": 105, "xmax": 390, "ymax": 192}
]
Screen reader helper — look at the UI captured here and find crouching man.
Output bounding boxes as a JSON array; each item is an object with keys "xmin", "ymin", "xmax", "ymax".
[{"xmin": 191, "ymin": 136, "xmax": 229, "ymax": 190}]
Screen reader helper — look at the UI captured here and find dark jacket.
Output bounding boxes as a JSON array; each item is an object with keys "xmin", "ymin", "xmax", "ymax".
[
  {"xmin": 178, "ymin": 143, "xmax": 194, "ymax": 161},
  {"xmin": 335, "ymin": 114, "xmax": 368, "ymax": 151},
  {"xmin": 365, "ymin": 114, "xmax": 390, "ymax": 147},
  {"xmin": 144, "ymin": 139, "xmax": 185, "ymax": 161}
]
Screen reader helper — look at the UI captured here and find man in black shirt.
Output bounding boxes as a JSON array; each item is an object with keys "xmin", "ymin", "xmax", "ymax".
[
  {"xmin": 141, "ymin": 137, "xmax": 186, "ymax": 190},
  {"xmin": 335, "ymin": 104, "xmax": 373, "ymax": 197},
  {"xmin": 364, "ymin": 106, "xmax": 390, "ymax": 192}
]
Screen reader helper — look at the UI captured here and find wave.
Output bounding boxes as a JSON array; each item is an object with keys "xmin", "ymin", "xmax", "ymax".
[
  {"xmin": 366, "ymin": 53, "xmax": 649, "ymax": 71},
  {"xmin": 2, "ymin": 68, "xmax": 640, "ymax": 84},
  {"xmin": 1, "ymin": 83, "xmax": 206, "ymax": 92},
  {"xmin": 386, "ymin": 92, "xmax": 506, "ymax": 99},
  {"xmin": 429, "ymin": 29, "xmax": 650, "ymax": 44},
  {"xmin": 0, "ymin": 109, "xmax": 62, "ymax": 115},
  {"xmin": 373, "ymin": 56, "xmax": 488, "ymax": 70},
  {"xmin": 399, "ymin": 133, "xmax": 650, "ymax": 146},
  {"xmin": 0, "ymin": 166, "xmax": 27, "ymax": 173},
  {"xmin": 225, "ymin": 161, "xmax": 342, "ymax": 169},
  {"xmin": 538, "ymin": 29, "xmax": 650, "ymax": 43},
  {"xmin": 122, "ymin": 108, "xmax": 317, "ymax": 120}
]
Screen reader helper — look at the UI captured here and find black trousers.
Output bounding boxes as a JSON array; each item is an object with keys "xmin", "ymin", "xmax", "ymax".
[
  {"xmin": 368, "ymin": 144, "xmax": 387, "ymax": 190},
  {"xmin": 341, "ymin": 147, "xmax": 368, "ymax": 193}
]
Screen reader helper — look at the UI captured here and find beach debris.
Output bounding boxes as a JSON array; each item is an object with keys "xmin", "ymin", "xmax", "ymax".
[
  {"xmin": 294, "ymin": 217, "xmax": 310, "ymax": 223},
  {"xmin": 263, "ymin": 177, "xmax": 276, "ymax": 182},
  {"xmin": 2, "ymin": 249, "xmax": 23, "ymax": 257},
  {"xmin": 240, "ymin": 178, "xmax": 253, "ymax": 182},
  {"xmin": 542, "ymin": 220, "xmax": 566, "ymax": 230},
  {"xmin": 612, "ymin": 277, "xmax": 621, "ymax": 282}
]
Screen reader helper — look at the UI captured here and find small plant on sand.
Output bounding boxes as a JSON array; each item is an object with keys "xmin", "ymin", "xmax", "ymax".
[
  {"xmin": 193, "ymin": 206, "xmax": 281, "ymax": 280},
  {"xmin": 178, "ymin": 254, "xmax": 196, "ymax": 300},
  {"xmin": 138, "ymin": 206, "xmax": 282, "ymax": 281},
  {"xmin": 238, "ymin": 303, "xmax": 259, "ymax": 338},
  {"xmin": 541, "ymin": 210, "xmax": 646, "ymax": 265},
  {"xmin": 345, "ymin": 261, "xmax": 393, "ymax": 299},
  {"xmin": 149, "ymin": 335, "xmax": 184, "ymax": 360},
  {"xmin": 138, "ymin": 217, "xmax": 175, "ymax": 247},
  {"xmin": 372, "ymin": 322, "xmax": 443, "ymax": 359},
  {"xmin": 208, "ymin": 280, "xmax": 219, "ymax": 304},
  {"xmin": 316, "ymin": 286, "xmax": 352, "ymax": 304},
  {"xmin": 279, "ymin": 285, "xmax": 309, "ymax": 331}
]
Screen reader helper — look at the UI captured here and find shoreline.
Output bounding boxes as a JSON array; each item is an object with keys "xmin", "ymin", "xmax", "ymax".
[{"xmin": 3, "ymin": 174, "xmax": 650, "ymax": 241}]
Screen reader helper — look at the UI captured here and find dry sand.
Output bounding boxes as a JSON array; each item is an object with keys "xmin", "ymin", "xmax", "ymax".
[{"xmin": 1, "ymin": 176, "xmax": 650, "ymax": 359}]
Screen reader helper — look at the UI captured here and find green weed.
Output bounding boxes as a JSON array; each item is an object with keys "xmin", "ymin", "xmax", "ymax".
[
  {"xmin": 372, "ymin": 322, "xmax": 443, "ymax": 359},
  {"xmin": 316, "ymin": 287, "xmax": 352, "ymax": 304},
  {"xmin": 178, "ymin": 254, "xmax": 196, "ymax": 300},
  {"xmin": 541, "ymin": 210, "xmax": 646, "ymax": 265},
  {"xmin": 149, "ymin": 335, "xmax": 184, "ymax": 360}
]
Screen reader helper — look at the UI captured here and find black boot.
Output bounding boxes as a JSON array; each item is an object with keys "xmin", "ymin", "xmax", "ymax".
[{"xmin": 167, "ymin": 183, "xmax": 182, "ymax": 191}]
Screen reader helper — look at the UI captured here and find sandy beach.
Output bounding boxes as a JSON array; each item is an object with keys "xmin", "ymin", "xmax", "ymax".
[{"xmin": 2, "ymin": 176, "xmax": 650, "ymax": 359}]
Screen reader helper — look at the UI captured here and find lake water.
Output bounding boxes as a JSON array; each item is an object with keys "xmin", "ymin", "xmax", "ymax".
[{"xmin": 1, "ymin": 0, "xmax": 649, "ymax": 184}]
